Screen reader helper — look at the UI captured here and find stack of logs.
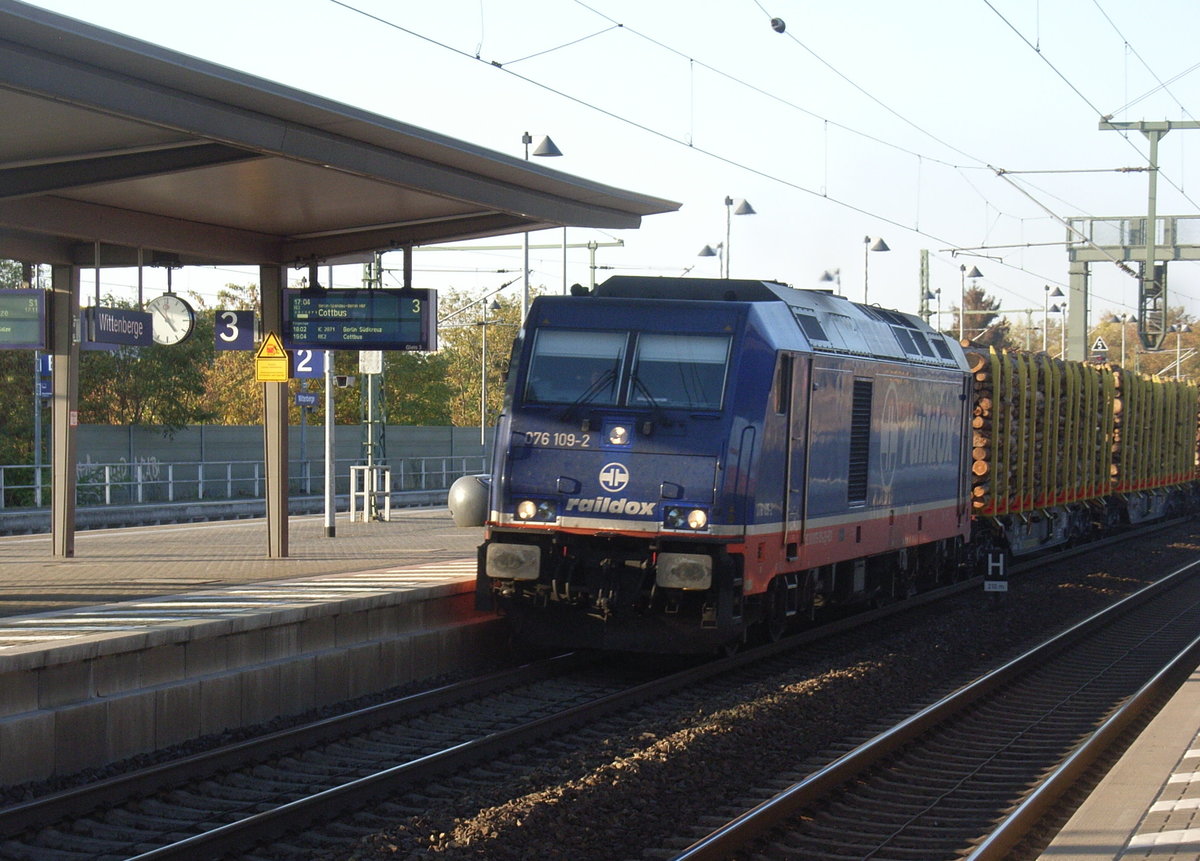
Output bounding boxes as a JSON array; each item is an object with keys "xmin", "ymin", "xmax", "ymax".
[
  {"xmin": 1112, "ymin": 365, "xmax": 1200, "ymax": 492},
  {"xmin": 966, "ymin": 345, "xmax": 1200, "ymax": 516},
  {"xmin": 965, "ymin": 347, "xmax": 1114, "ymax": 515},
  {"xmin": 965, "ymin": 348, "xmax": 999, "ymax": 512}
]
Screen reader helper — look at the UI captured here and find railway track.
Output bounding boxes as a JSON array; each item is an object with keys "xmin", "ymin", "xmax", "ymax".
[
  {"xmin": 0, "ymin": 652, "xmax": 609, "ymax": 859},
  {"xmin": 0, "ymin": 560, "xmax": 991, "ymax": 860},
  {"xmin": 0, "ymin": 523, "xmax": 1189, "ymax": 860},
  {"xmin": 669, "ymin": 553, "xmax": 1200, "ymax": 860}
]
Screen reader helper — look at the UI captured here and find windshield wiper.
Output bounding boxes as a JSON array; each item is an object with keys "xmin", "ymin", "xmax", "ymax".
[
  {"xmin": 559, "ymin": 368, "xmax": 617, "ymax": 424},
  {"xmin": 629, "ymin": 374, "xmax": 672, "ymax": 431}
]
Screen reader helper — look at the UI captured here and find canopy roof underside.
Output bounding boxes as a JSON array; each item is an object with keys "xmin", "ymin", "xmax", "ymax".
[{"xmin": 0, "ymin": 0, "xmax": 678, "ymax": 269}]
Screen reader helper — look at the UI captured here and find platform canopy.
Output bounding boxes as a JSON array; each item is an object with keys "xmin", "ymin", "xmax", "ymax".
[{"xmin": 0, "ymin": 0, "xmax": 678, "ymax": 269}]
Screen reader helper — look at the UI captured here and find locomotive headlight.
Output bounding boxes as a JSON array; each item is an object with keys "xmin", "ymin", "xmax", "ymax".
[
  {"xmin": 608, "ymin": 425, "xmax": 631, "ymax": 445},
  {"xmin": 664, "ymin": 506, "xmax": 710, "ymax": 531},
  {"xmin": 515, "ymin": 499, "xmax": 555, "ymax": 522}
]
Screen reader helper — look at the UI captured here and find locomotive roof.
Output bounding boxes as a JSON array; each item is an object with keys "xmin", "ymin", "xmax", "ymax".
[{"xmin": 591, "ymin": 276, "xmax": 967, "ymax": 370}]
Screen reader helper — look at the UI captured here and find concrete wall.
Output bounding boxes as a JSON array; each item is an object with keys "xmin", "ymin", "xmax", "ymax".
[
  {"xmin": 0, "ymin": 582, "xmax": 506, "ymax": 785},
  {"xmin": 77, "ymin": 425, "xmax": 489, "ymax": 465}
]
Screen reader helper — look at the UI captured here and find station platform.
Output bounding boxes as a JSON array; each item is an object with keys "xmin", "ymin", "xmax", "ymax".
[
  {"xmin": 1040, "ymin": 664, "xmax": 1200, "ymax": 859},
  {"xmin": 0, "ymin": 508, "xmax": 482, "ymax": 618},
  {"xmin": 0, "ymin": 510, "xmax": 500, "ymax": 786}
]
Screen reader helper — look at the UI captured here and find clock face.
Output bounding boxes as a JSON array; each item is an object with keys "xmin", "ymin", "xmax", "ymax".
[{"xmin": 147, "ymin": 293, "xmax": 196, "ymax": 345}]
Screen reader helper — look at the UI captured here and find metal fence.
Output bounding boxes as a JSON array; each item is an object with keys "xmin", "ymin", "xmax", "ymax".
[{"xmin": 0, "ymin": 455, "xmax": 488, "ymax": 509}]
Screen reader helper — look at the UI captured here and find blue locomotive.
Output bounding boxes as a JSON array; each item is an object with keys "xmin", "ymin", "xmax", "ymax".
[{"xmin": 453, "ymin": 276, "xmax": 974, "ymax": 653}]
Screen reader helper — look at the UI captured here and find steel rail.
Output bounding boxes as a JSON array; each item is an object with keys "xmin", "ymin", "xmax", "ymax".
[
  {"xmin": 0, "ymin": 568, "xmax": 980, "ymax": 850},
  {"xmin": 3, "ymin": 520, "xmax": 1182, "ymax": 858},
  {"xmin": 671, "ymin": 553, "xmax": 1200, "ymax": 860},
  {"xmin": 966, "ymin": 629, "xmax": 1200, "ymax": 860},
  {"xmin": 0, "ymin": 652, "xmax": 587, "ymax": 837},
  {"xmin": 120, "ymin": 642, "xmax": 789, "ymax": 860}
]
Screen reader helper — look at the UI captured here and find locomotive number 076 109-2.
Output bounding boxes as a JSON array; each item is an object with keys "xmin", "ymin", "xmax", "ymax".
[{"xmin": 524, "ymin": 431, "xmax": 592, "ymax": 448}]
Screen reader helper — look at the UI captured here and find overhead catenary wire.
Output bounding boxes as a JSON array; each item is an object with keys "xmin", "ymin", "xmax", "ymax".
[
  {"xmin": 1092, "ymin": 0, "xmax": 1200, "ymax": 121},
  {"xmin": 323, "ymin": 2, "xmax": 986, "ymax": 232},
  {"xmin": 992, "ymin": 167, "xmax": 1200, "ymax": 309},
  {"xmin": 1109, "ymin": 60, "xmax": 1200, "ymax": 117},
  {"xmin": 322, "ymin": 0, "xmax": 1194, "ymax": 317},
  {"xmin": 573, "ymin": 0, "xmax": 975, "ymax": 171},
  {"xmin": 503, "ymin": 25, "xmax": 622, "ymax": 66},
  {"xmin": 573, "ymin": 0, "xmax": 1186, "ymax": 303},
  {"xmin": 981, "ymin": 0, "xmax": 1200, "ymax": 215},
  {"xmin": 746, "ymin": 0, "xmax": 988, "ymax": 169},
  {"xmin": 324, "ymin": 0, "xmax": 1054, "ymax": 282}
]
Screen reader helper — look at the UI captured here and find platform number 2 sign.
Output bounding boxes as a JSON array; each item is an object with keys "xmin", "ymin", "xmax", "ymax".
[{"xmin": 293, "ymin": 349, "xmax": 329, "ymax": 379}]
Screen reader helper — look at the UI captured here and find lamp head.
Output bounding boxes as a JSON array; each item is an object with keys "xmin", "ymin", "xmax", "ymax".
[{"xmin": 532, "ymin": 136, "xmax": 562, "ymax": 157}]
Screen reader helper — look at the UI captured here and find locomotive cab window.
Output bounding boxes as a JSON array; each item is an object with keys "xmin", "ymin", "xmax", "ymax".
[
  {"xmin": 628, "ymin": 333, "xmax": 731, "ymax": 410},
  {"xmin": 524, "ymin": 329, "xmax": 625, "ymax": 405},
  {"xmin": 930, "ymin": 336, "xmax": 955, "ymax": 361}
]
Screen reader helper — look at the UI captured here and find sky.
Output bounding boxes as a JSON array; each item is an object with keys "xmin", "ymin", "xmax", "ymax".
[{"xmin": 21, "ymin": 0, "xmax": 1200, "ymax": 334}]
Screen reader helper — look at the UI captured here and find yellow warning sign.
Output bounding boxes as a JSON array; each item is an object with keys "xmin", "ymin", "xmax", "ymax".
[{"xmin": 255, "ymin": 331, "xmax": 292, "ymax": 382}]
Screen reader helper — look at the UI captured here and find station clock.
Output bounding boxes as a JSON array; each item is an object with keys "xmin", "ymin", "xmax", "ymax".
[{"xmin": 146, "ymin": 293, "xmax": 196, "ymax": 345}]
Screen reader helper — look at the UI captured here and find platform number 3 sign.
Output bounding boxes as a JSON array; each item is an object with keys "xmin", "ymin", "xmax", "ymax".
[{"xmin": 214, "ymin": 310, "xmax": 257, "ymax": 351}]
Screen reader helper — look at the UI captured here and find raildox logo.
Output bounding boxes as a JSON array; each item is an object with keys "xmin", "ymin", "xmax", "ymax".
[
  {"xmin": 563, "ymin": 462, "xmax": 654, "ymax": 515},
  {"xmin": 598, "ymin": 462, "xmax": 630, "ymax": 493}
]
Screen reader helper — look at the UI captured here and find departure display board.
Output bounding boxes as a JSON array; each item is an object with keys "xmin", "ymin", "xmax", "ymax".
[
  {"xmin": 283, "ymin": 288, "xmax": 437, "ymax": 351},
  {"xmin": 0, "ymin": 289, "xmax": 46, "ymax": 349}
]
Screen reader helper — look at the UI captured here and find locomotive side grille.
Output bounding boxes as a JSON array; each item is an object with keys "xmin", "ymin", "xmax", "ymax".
[{"xmin": 848, "ymin": 379, "xmax": 873, "ymax": 504}]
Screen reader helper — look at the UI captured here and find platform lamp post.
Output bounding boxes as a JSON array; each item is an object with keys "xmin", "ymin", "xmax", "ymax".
[
  {"xmin": 1043, "ymin": 286, "xmax": 1064, "ymax": 352},
  {"xmin": 1107, "ymin": 312, "xmax": 1133, "ymax": 367},
  {"xmin": 521, "ymin": 132, "xmax": 562, "ymax": 321},
  {"xmin": 863, "ymin": 236, "xmax": 889, "ymax": 304},
  {"xmin": 1050, "ymin": 302, "xmax": 1066, "ymax": 358},
  {"xmin": 1042, "ymin": 286, "xmax": 1050, "ymax": 352},
  {"xmin": 1124, "ymin": 314, "xmax": 1136, "ymax": 367},
  {"xmin": 698, "ymin": 243, "xmax": 723, "ymax": 276},
  {"xmin": 1171, "ymin": 323, "xmax": 1192, "ymax": 380},
  {"xmin": 724, "ymin": 197, "xmax": 755, "ymax": 278},
  {"xmin": 959, "ymin": 264, "xmax": 983, "ymax": 341},
  {"xmin": 922, "ymin": 289, "xmax": 941, "ymax": 330}
]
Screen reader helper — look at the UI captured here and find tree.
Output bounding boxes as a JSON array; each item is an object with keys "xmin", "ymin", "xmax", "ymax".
[
  {"xmin": 431, "ymin": 290, "xmax": 521, "ymax": 427},
  {"xmin": 0, "ymin": 262, "xmax": 41, "ymax": 468},
  {"xmin": 0, "ymin": 266, "xmax": 546, "ymax": 457},
  {"xmin": 954, "ymin": 286, "xmax": 1013, "ymax": 350},
  {"xmin": 198, "ymin": 283, "xmax": 262, "ymax": 424},
  {"xmin": 0, "ymin": 349, "xmax": 35, "ymax": 466},
  {"xmin": 1113, "ymin": 306, "xmax": 1196, "ymax": 377},
  {"xmin": 381, "ymin": 351, "xmax": 455, "ymax": 425},
  {"xmin": 77, "ymin": 294, "xmax": 217, "ymax": 433}
]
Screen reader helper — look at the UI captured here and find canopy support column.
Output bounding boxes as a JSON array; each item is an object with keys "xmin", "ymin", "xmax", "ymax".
[
  {"xmin": 49, "ymin": 264, "xmax": 80, "ymax": 557},
  {"xmin": 260, "ymin": 264, "xmax": 288, "ymax": 558}
]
